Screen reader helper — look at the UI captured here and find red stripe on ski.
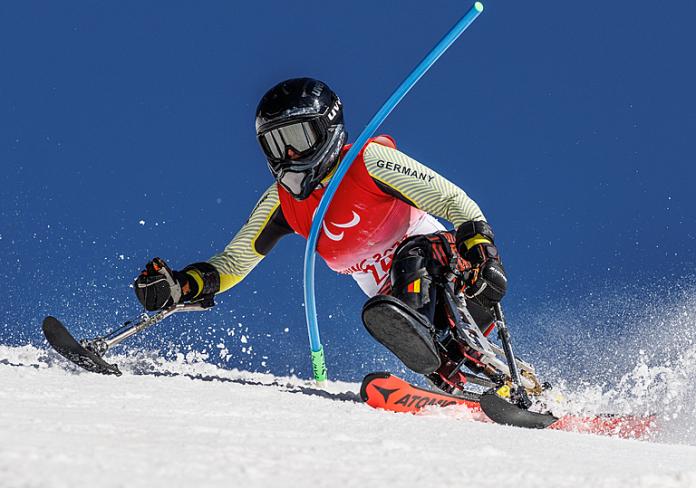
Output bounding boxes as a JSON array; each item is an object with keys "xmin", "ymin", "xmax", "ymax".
[{"xmin": 548, "ymin": 413, "xmax": 656, "ymax": 439}]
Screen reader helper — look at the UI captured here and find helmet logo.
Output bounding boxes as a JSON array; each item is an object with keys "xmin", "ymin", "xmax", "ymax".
[
  {"xmin": 322, "ymin": 211, "xmax": 361, "ymax": 241},
  {"xmin": 327, "ymin": 99, "xmax": 341, "ymax": 121},
  {"xmin": 311, "ymin": 82, "xmax": 325, "ymax": 97}
]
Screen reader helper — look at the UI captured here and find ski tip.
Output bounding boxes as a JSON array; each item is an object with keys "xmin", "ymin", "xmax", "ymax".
[
  {"xmin": 42, "ymin": 316, "xmax": 64, "ymax": 335},
  {"xmin": 474, "ymin": 2, "xmax": 484, "ymax": 12},
  {"xmin": 360, "ymin": 372, "xmax": 392, "ymax": 402},
  {"xmin": 41, "ymin": 315, "xmax": 123, "ymax": 377}
]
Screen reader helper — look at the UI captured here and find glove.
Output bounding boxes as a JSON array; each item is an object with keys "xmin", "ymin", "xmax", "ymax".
[
  {"xmin": 455, "ymin": 220, "xmax": 499, "ymax": 266},
  {"xmin": 465, "ymin": 260, "xmax": 508, "ymax": 308},
  {"xmin": 134, "ymin": 258, "xmax": 221, "ymax": 311},
  {"xmin": 455, "ymin": 220, "xmax": 507, "ymax": 307},
  {"xmin": 133, "ymin": 257, "xmax": 188, "ymax": 311}
]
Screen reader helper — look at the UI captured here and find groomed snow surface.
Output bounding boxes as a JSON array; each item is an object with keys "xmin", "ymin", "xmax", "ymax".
[{"xmin": 1, "ymin": 345, "xmax": 695, "ymax": 488}]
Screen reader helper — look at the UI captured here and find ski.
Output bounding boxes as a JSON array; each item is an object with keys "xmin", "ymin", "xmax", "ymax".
[
  {"xmin": 41, "ymin": 303, "xmax": 209, "ymax": 375},
  {"xmin": 360, "ymin": 372, "xmax": 657, "ymax": 439},
  {"xmin": 479, "ymin": 388, "xmax": 557, "ymax": 429},
  {"xmin": 360, "ymin": 371, "xmax": 486, "ymax": 417},
  {"xmin": 479, "ymin": 384, "xmax": 658, "ymax": 438},
  {"xmin": 42, "ymin": 317, "xmax": 122, "ymax": 376}
]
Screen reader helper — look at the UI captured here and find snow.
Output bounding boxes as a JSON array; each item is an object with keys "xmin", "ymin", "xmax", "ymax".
[{"xmin": 1, "ymin": 346, "xmax": 696, "ymax": 488}]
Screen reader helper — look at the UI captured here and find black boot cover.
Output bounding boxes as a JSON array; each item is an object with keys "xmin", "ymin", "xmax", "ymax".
[{"xmin": 362, "ymin": 295, "xmax": 441, "ymax": 374}]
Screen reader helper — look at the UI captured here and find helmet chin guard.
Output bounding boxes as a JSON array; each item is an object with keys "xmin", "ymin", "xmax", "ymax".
[{"xmin": 271, "ymin": 126, "xmax": 346, "ymax": 200}]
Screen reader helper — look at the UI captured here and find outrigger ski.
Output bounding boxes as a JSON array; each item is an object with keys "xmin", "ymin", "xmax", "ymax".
[
  {"xmin": 479, "ymin": 388, "xmax": 556, "ymax": 429},
  {"xmin": 43, "ymin": 317, "xmax": 122, "ymax": 376},
  {"xmin": 42, "ymin": 302, "xmax": 211, "ymax": 375}
]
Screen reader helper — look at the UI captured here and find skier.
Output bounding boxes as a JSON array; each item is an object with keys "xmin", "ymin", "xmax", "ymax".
[{"xmin": 134, "ymin": 78, "xmax": 508, "ymax": 391}]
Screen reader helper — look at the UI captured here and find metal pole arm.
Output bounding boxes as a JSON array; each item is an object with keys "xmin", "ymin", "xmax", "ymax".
[
  {"xmin": 493, "ymin": 303, "xmax": 531, "ymax": 408},
  {"xmin": 101, "ymin": 302, "xmax": 210, "ymax": 350}
]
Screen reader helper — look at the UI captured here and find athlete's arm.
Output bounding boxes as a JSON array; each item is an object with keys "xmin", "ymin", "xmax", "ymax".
[
  {"xmin": 363, "ymin": 142, "xmax": 486, "ymax": 227},
  {"xmin": 193, "ymin": 184, "xmax": 293, "ymax": 294}
]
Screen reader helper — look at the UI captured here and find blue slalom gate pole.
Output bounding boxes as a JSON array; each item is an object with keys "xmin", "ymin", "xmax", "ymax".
[{"xmin": 303, "ymin": 2, "xmax": 484, "ymax": 385}]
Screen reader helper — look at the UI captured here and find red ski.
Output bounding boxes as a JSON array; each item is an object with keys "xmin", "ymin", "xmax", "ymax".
[
  {"xmin": 360, "ymin": 371, "xmax": 486, "ymax": 417},
  {"xmin": 360, "ymin": 372, "xmax": 656, "ymax": 439}
]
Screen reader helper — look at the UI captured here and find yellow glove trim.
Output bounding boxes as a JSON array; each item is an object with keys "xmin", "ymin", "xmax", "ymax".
[
  {"xmin": 463, "ymin": 235, "xmax": 492, "ymax": 250},
  {"xmin": 185, "ymin": 270, "xmax": 205, "ymax": 298}
]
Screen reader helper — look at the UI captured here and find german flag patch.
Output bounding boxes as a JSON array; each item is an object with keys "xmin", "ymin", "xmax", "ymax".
[{"xmin": 407, "ymin": 278, "xmax": 421, "ymax": 293}]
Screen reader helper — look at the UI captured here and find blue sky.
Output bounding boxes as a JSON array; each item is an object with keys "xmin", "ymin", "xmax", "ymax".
[{"xmin": 1, "ymin": 1, "xmax": 694, "ymax": 380}]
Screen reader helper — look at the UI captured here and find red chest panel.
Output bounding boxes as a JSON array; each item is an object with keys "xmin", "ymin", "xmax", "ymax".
[{"xmin": 278, "ymin": 136, "xmax": 414, "ymax": 272}]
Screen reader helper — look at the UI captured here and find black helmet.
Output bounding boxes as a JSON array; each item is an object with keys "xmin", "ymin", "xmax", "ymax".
[{"xmin": 256, "ymin": 78, "xmax": 347, "ymax": 200}]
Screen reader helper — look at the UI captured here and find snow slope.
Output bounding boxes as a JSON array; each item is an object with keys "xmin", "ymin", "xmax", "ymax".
[{"xmin": 1, "ymin": 346, "xmax": 695, "ymax": 488}]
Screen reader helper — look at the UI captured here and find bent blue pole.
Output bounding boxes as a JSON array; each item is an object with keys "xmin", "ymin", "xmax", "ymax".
[{"xmin": 303, "ymin": 2, "xmax": 484, "ymax": 384}]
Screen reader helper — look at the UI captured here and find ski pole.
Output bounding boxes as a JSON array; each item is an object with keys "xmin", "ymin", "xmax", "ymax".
[
  {"xmin": 493, "ymin": 303, "xmax": 531, "ymax": 408},
  {"xmin": 303, "ymin": 2, "xmax": 485, "ymax": 386}
]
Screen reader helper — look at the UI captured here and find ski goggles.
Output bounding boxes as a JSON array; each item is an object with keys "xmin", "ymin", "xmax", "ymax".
[{"xmin": 258, "ymin": 118, "xmax": 327, "ymax": 167}]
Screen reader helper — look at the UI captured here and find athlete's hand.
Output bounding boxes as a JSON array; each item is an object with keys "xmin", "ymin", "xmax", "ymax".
[
  {"xmin": 133, "ymin": 258, "xmax": 188, "ymax": 311},
  {"xmin": 455, "ymin": 220, "xmax": 500, "ymax": 267},
  {"xmin": 456, "ymin": 220, "xmax": 507, "ymax": 307},
  {"xmin": 465, "ymin": 259, "xmax": 508, "ymax": 308}
]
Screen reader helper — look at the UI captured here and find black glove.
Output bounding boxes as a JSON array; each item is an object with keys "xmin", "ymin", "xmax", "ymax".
[
  {"xmin": 465, "ymin": 260, "xmax": 508, "ymax": 308},
  {"xmin": 134, "ymin": 258, "xmax": 221, "ymax": 311},
  {"xmin": 455, "ymin": 220, "xmax": 507, "ymax": 307},
  {"xmin": 133, "ymin": 258, "xmax": 189, "ymax": 311},
  {"xmin": 455, "ymin": 220, "xmax": 499, "ymax": 266}
]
